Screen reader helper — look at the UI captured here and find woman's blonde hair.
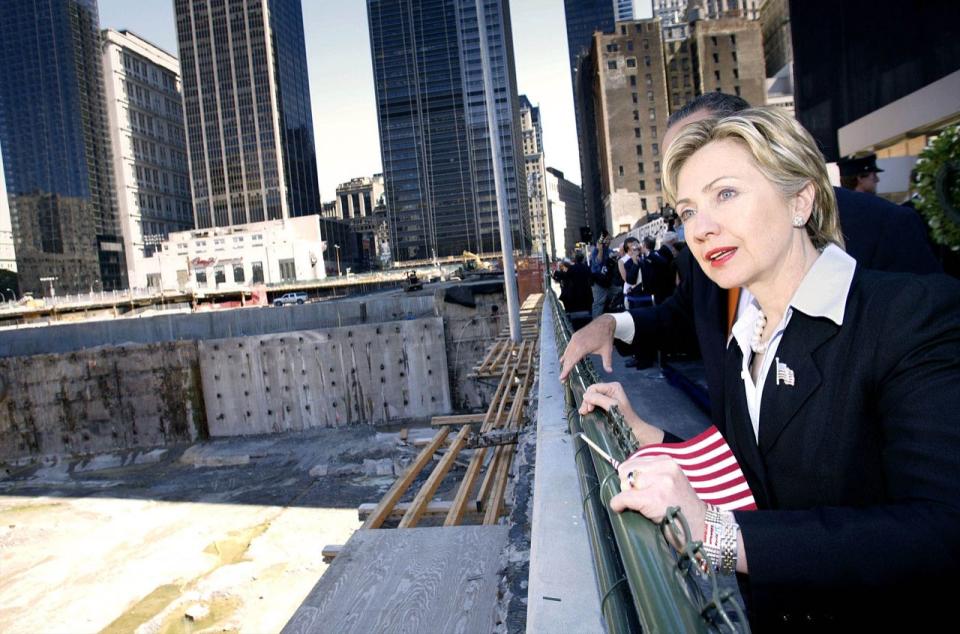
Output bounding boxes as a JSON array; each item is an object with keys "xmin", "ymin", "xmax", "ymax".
[{"xmin": 663, "ymin": 107, "xmax": 843, "ymax": 250}]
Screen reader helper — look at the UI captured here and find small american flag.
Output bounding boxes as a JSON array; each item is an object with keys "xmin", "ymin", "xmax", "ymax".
[
  {"xmin": 627, "ymin": 426, "xmax": 757, "ymax": 511},
  {"xmin": 775, "ymin": 357, "xmax": 795, "ymax": 386}
]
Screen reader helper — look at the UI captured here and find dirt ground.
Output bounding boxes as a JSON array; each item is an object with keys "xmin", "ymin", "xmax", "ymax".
[{"xmin": 0, "ymin": 426, "xmax": 439, "ymax": 634}]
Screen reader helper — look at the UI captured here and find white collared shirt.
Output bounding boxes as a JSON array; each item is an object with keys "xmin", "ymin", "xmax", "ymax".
[
  {"xmin": 613, "ymin": 244, "xmax": 856, "ymax": 441},
  {"xmin": 730, "ymin": 244, "xmax": 856, "ymax": 441}
]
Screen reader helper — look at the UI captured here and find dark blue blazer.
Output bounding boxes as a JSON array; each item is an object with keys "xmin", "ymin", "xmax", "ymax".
[
  {"xmin": 618, "ymin": 187, "xmax": 943, "ymax": 426},
  {"xmin": 724, "ymin": 269, "xmax": 960, "ymax": 628}
]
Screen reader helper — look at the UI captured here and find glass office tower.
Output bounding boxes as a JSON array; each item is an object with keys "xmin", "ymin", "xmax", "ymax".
[
  {"xmin": 0, "ymin": 0, "xmax": 127, "ymax": 294},
  {"xmin": 174, "ymin": 0, "xmax": 320, "ymax": 229},
  {"xmin": 367, "ymin": 0, "xmax": 528, "ymax": 261}
]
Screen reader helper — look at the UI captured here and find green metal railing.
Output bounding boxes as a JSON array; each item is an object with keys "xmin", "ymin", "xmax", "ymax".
[{"xmin": 547, "ymin": 280, "xmax": 749, "ymax": 634}]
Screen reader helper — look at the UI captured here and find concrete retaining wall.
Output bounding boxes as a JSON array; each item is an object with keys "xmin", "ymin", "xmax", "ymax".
[
  {"xmin": 0, "ymin": 295, "xmax": 438, "ymax": 359},
  {"xmin": 0, "ymin": 342, "xmax": 205, "ymax": 462},
  {"xmin": 200, "ymin": 317, "xmax": 451, "ymax": 435}
]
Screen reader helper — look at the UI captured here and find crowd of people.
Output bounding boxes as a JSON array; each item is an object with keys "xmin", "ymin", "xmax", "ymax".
[
  {"xmin": 554, "ymin": 92, "xmax": 960, "ymax": 630},
  {"xmin": 552, "ymin": 228, "xmax": 682, "ymax": 329}
]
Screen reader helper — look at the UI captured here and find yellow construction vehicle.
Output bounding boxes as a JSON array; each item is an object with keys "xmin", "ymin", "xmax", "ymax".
[{"xmin": 462, "ymin": 251, "xmax": 492, "ymax": 272}]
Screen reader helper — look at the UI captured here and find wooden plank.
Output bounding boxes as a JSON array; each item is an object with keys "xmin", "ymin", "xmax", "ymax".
[
  {"xmin": 430, "ymin": 413, "xmax": 486, "ymax": 426},
  {"xmin": 281, "ymin": 526, "xmax": 508, "ymax": 634},
  {"xmin": 321, "ymin": 544, "xmax": 343, "ymax": 562},
  {"xmin": 398, "ymin": 425, "xmax": 472, "ymax": 528},
  {"xmin": 483, "ymin": 449, "xmax": 514, "ymax": 525},
  {"xmin": 474, "ymin": 445, "xmax": 503, "ymax": 512},
  {"xmin": 362, "ymin": 427, "xmax": 450, "ymax": 529},
  {"xmin": 443, "ymin": 445, "xmax": 490, "ymax": 527},
  {"xmin": 357, "ymin": 500, "xmax": 502, "ymax": 522}
]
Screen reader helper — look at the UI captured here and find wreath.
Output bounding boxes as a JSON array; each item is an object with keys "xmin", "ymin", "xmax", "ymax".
[{"xmin": 914, "ymin": 123, "xmax": 960, "ymax": 251}]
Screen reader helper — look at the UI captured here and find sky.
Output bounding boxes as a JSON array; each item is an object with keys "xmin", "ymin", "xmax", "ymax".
[{"xmin": 96, "ymin": 0, "xmax": 651, "ymax": 201}]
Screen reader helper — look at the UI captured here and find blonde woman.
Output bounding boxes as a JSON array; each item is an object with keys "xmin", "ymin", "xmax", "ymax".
[{"xmin": 579, "ymin": 108, "xmax": 960, "ymax": 629}]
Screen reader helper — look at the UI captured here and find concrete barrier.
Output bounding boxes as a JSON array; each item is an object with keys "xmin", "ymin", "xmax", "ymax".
[
  {"xmin": 0, "ymin": 295, "xmax": 438, "ymax": 359},
  {"xmin": 200, "ymin": 317, "xmax": 451, "ymax": 435},
  {"xmin": 0, "ymin": 341, "xmax": 205, "ymax": 462}
]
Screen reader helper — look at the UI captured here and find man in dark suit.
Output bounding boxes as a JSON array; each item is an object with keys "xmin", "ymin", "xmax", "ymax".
[{"xmin": 559, "ymin": 93, "xmax": 941, "ymax": 427}]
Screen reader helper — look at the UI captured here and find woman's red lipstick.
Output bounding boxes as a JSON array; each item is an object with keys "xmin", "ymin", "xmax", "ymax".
[{"xmin": 704, "ymin": 247, "xmax": 737, "ymax": 267}]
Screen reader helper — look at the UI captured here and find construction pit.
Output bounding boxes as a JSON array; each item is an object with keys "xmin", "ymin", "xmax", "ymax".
[{"xmin": 0, "ymin": 281, "xmax": 542, "ymax": 634}]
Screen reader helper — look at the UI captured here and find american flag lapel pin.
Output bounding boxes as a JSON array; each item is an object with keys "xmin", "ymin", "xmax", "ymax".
[{"xmin": 775, "ymin": 357, "xmax": 795, "ymax": 387}]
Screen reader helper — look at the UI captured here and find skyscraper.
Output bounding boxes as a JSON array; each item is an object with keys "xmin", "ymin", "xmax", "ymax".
[
  {"xmin": 0, "ymin": 0, "xmax": 126, "ymax": 294},
  {"xmin": 367, "ymin": 0, "xmax": 529, "ymax": 261},
  {"xmin": 591, "ymin": 20, "xmax": 671, "ymax": 234},
  {"xmin": 519, "ymin": 96, "xmax": 551, "ymax": 257},
  {"xmin": 173, "ymin": 0, "xmax": 320, "ymax": 229},
  {"xmin": 101, "ymin": 30, "xmax": 194, "ymax": 289}
]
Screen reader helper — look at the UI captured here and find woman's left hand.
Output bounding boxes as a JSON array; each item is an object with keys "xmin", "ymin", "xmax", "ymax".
[{"xmin": 610, "ymin": 455, "xmax": 707, "ymax": 547}]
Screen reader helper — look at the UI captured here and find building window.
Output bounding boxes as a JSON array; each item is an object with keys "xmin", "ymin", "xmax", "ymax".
[
  {"xmin": 606, "ymin": 43, "xmax": 619, "ymax": 52},
  {"xmin": 715, "ymin": 70, "xmax": 721, "ymax": 81},
  {"xmin": 636, "ymin": 144, "xmax": 643, "ymax": 156},
  {"xmin": 650, "ymin": 126, "xmax": 657, "ymax": 138},
  {"xmin": 607, "ymin": 60, "xmax": 617, "ymax": 70},
  {"xmin": 641, "ymin": 198, "xmax": 648, "ymax": 211},
  {"xmin": 733, "ymin": 68, "xmax": 739, "ymax": 79},
  {"xmin": 634, "ymin": 127, "xmax": 641, "ymax": 138},
  {"xmin": 233, "ymin": 264, "xmax": 245, "ymax": 283},
  {"xmin": 633, "ymin": 110, "xmax": 639, "ymax": 121},
  {"xmin": 649, "ymin": 108, "xmax": 656, "ymax": 120},
  {"xmin": 655, "ymin": 178, "xmax": 662, "ymax": 191},
  {"xmin": 638, "ymin": 162, "xmax": 645, "ymax": 173},
  {"xmin": 653, "ymin": 143, "xmax": 659, "ymax": 155},
  {"xmin": 711, "ymin": 36, "xmax": 718, "ymax": 46},
  {"xmin": 640, "ymin": 180, "xmax": 646, "ymax": 190},
  {"xmin": 629, "ymin": 75, "xmax": 637, "ymax": 86},
  {"xmin": 621, "ymin": 25, "xmax": 627, "ymax": 34},
  {"xmin": 252, "ymin": 262, "xmax": 264, "ymax": 283},
  {"xmin": 618, "ymin": 165, "xmax": 624, "ymax": 176},
  {"xmin": 732, "ymin": 51, "xmax": 738, "ymax": 62},
  {"xmin": 279, "ymin": 259, "xmax": 296, "ymax": 281},
  {"xmin": 654, "ymin": 161, "xmax": 660, "ymax": 172},
  {"xmin": 195, "ymin": 270, "xmax": 207, "ymax": 287},
  {"xmin": 644, "ymin": 56, "xmax": 651, "ymax": 67},
  {"xmin": 632, "ymin": 92, "xmax": 639, "ymax": 103},
  {"xmin": 731, "ymin": 34, "xmax": 737, "ymax": 45},
  {"xmin": 627, "ymin": 41, "xmax": 634, "ymax": 51},
  {"xmin": 735, "ymin": 85, "xmax": 741, "ymax": 96},
  {"xmin": 214, "ymin": 265, "xmax": 226, "ymax": 285},
  {"xmin": 626, "ymin": 58, "xmax": 636, "ymax": 68},
  {"xmin": 713, "ymin": 53, "xmax": 719, "ymax": 64}
]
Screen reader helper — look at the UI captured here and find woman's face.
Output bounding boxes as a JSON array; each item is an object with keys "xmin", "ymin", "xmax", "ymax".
[{"xmin": 675, "ymin": 139, "xmax": 799, "ymax": 290}]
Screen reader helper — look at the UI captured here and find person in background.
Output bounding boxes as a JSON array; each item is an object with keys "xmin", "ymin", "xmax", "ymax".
[
  {"xmin": 837, "ymin": 153, "xmax": 883, "ymax": 195},
  {"xmin": 621, "ymin": 238, "xmax": 653, "ymax": 309},
  {"xmin": 553, "ymin": 252, "xmax": 593, "ymax": 316},
  {"xmin": 589, "ymin": 232, "xmax": 612, "ymax": 318},
  {"xmin": 642, "ymin": 235, "xmax": 671, "ymax": 304}
]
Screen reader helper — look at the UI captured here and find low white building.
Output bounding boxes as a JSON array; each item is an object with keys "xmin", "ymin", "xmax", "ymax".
[{"xmin": 143, "ymin": 215, "xmax": 327, "ymax": 291}]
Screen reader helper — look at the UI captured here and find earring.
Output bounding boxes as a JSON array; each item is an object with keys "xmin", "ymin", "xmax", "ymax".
[{"xmin": 792, "ymin": 215, "xmax": 804, "ymax": 227}]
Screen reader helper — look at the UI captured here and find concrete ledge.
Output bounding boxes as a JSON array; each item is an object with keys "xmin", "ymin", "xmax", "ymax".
[{"xmin": 526, "ymin": 304, "xmax": 604, "ymax": 633}]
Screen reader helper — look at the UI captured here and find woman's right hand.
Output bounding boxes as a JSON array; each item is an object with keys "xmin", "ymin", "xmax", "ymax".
[
  {"xmin": 579, "ymin": 382, "xmax": 664, "ymax": 446},
  {"xmin": 579, "ymin": 381, "xmax": 633, "ymax": 417}
]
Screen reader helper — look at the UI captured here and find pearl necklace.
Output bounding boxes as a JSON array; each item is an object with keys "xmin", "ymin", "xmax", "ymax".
[{"xmin": 751, "ymin": 310, "xmax": 769, "ymax": 354}]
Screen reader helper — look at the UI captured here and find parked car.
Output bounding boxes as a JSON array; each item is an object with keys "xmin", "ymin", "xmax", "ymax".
[{"xmin": 273, "ymin": 292, "xmax": 307, "ymax": 307}]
